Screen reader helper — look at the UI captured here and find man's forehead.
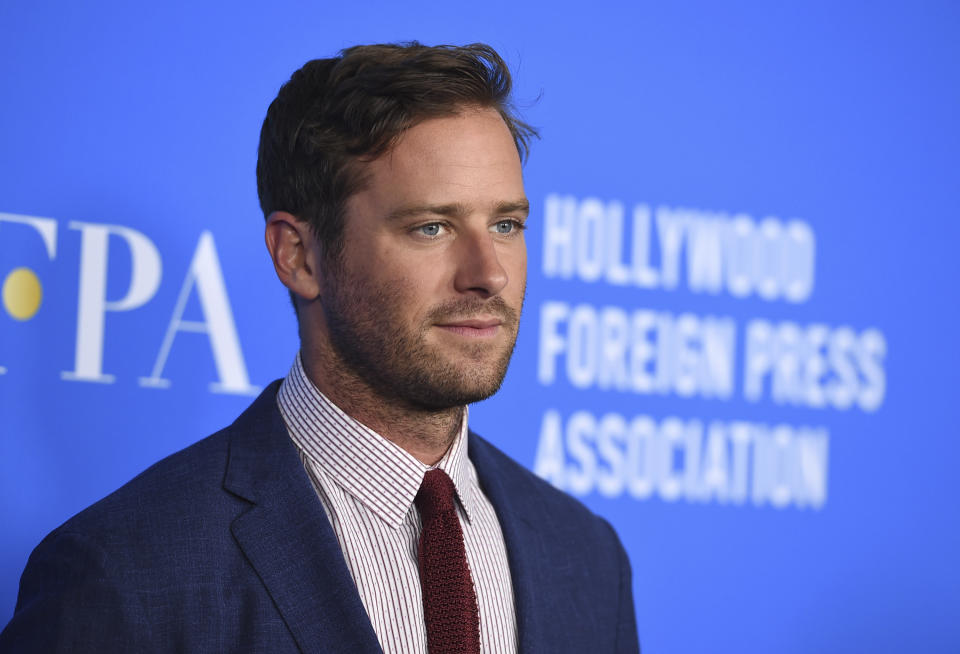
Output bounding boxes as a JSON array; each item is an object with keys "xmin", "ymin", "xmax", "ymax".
[{"xmin": 345, "ymin": 109, "xmax": 526, "ymax": 218}]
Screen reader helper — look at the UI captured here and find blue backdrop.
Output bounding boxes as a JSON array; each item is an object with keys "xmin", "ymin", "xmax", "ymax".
[{"xmin": 2, "ymin": 1, "xmax": 958, "ymax": 652}]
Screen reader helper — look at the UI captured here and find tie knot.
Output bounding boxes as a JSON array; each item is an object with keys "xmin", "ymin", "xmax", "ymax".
[{"xmin": 415, "ymin": 468, "xmax": 456, "ymax": 518}]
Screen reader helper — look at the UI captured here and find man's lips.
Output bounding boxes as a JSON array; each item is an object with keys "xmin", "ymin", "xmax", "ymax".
[{"xmin": 434, "ymin": 317, "xmax": 504, "ymax": 337}]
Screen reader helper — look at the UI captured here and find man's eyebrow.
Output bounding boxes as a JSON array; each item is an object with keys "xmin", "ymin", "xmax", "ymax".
[
  {"xmin": 496, "ymin": 199, "xmax": 530, "ymax": 216},
  {"xmin": 386, "ymin": 203, "xmax": 468, "ymax": 221},
  {"xmin": 386, "ymin": 199, "xmax": 530, "ymax": 222}
]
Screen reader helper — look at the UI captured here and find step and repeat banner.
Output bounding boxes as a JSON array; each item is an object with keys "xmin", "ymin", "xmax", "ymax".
[{"xmin": 1, "ymin": 2, "xmax": 958, "ymax": 652}]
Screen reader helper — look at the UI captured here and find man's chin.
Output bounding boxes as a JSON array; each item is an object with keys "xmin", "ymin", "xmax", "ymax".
[
  {"xmin": 405, "ymin": 361, "xmax": 510, "ymax": 410},
  {"xmin": 410, "ymin": 383, "xmax": 504, "ymax": 411}
]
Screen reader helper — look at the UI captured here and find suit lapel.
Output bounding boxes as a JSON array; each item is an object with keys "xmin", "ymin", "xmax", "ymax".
[
  {"xmin": 223, "ymin": 383, "xmax": 382, "ymax": 654},
  {"xmin": 469, "ymin": 433, "xmax": 553, "ymax": 654}
]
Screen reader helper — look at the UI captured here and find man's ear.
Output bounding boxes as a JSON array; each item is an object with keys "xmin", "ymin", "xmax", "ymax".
[{"xmin": 264, "ymin": 211, "xmax": 323, "ymax": 301}]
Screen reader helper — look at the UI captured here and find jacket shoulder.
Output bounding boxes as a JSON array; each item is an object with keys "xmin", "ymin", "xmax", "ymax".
[
  {"xmin": 34, "ymin": 381, "xmax": 288, "ymax": 572},
  {"xmin": 49, "ymin": 425, "xmax": 235, "ymax": 544},
  {"xmin": 468, "ymin": 432, "xmax": 639, "ymax": 653},
  {"xmin": 468, "ymin": 431, "xmax": 621, "ymax": 541},
  {"xmin": 2, "ymin": 381, "xmax": 302, "ymax": 651}
]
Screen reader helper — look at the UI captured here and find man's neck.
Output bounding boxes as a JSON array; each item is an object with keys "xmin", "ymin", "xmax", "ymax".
[{"xmin": 300, "ymin": 349, "xmax": 464, "ymax": 467}]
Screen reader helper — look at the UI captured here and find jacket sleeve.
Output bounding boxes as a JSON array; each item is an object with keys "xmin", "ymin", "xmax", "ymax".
[{"xmin": 0, "ymin": 530, "xmax": 156, "ymax": 654}]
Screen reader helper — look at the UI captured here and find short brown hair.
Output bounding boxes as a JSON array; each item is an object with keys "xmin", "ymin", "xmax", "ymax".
[{"xmin": 256, "ymin": 42, "xmax": 537, "ymax": 261}]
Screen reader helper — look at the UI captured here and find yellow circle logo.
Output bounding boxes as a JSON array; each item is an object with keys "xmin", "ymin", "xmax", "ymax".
[{"xmin": 2, "ymin": 267, "xmax": 43, "ymax": 320}]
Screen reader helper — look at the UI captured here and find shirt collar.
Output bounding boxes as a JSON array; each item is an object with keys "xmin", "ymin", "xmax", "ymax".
[{"xmin": 277, "ymin": 352, "xmax": 476, "ymax": 529}]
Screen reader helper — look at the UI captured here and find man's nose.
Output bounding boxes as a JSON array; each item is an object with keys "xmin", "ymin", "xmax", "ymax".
[{"xmin": 453, "ymin": 229, "xmax": 509, "ymax": 297}]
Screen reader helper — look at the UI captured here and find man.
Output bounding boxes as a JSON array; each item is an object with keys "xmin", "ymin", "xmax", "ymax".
[{"xmin": 0, "ymin": 43, "xmax": 639, "ymax": 653}]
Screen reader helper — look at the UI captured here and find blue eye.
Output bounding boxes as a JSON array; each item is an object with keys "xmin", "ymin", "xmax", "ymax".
[
  {"xmin": 418, "ymin": 223, "xmax": 441, "ymax": 236},
  {"xmin": 494, "ymin": 220, "xmax": 521, "ymax": 234}
]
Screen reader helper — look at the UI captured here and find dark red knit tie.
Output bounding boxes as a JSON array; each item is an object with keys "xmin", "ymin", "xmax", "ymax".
[{"xmin": 414, "ymin": 468, "xmax": 481, "ymax": 654}]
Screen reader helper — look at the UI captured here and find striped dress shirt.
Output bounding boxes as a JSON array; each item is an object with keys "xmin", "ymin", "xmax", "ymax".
[{"xmin": 277, "ymin": 354, "xmax": 518, "ymax": 653}]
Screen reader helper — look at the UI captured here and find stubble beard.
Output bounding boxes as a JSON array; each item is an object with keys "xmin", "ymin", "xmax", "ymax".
[{"xmin": 320, "ymin": 264, "xmax": 522, "ymax": 412}]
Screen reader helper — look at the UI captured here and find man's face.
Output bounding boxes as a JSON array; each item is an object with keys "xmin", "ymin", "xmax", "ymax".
[{"xmin": 316, "ymin": 106, "xmax": 528, "ymax": 410}]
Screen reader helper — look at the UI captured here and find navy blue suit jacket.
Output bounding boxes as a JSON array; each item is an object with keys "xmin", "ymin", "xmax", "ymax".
[{"xmin": 1, "ymin": 382, "xmax": 639, "ymax": 653}]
